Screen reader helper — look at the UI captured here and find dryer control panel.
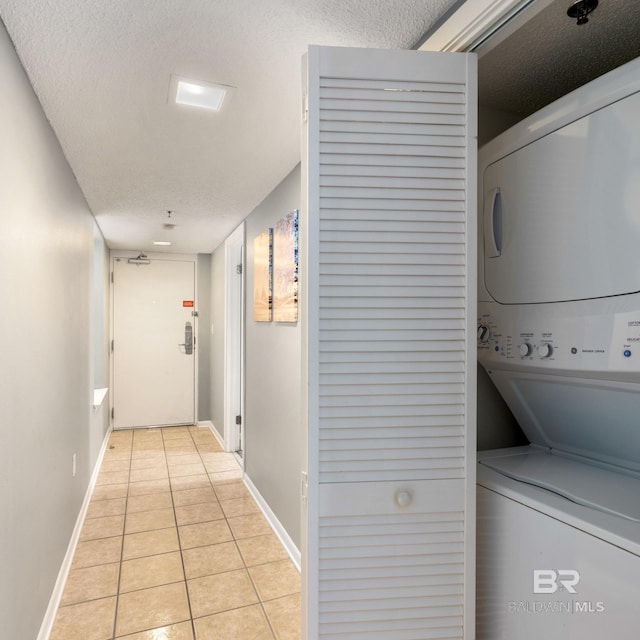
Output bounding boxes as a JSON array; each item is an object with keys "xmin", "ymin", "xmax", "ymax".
[{"xmin": 478, "ymin": 300, "xmax": 640, "ymax": 373}]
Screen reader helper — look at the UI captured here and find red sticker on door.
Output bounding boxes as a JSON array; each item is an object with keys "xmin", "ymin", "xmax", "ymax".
[{"xmin": 183, "ymin": 300, "xmax": 194, "ymax": 307}]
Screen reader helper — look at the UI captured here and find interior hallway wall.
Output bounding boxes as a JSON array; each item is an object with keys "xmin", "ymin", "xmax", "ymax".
[
  {"xmin": 0, "ymin": 20, "xmax": 97, "ymax": 640},
  {"xmin": 244, "ymin": 164, "xmax": 302, "ymax": 548},
  {"xmin": 197, "ymin": 253, "xmax": 212, "ymax": 421}
]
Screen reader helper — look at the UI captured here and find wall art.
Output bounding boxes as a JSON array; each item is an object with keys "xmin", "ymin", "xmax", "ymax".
[
  {"xmin": 253, "ymin": 228, "xmax": 273, "ymax": 321},
  {"xmin": 273, "ymin": 209, "xmax": 299, "ymax": 322}
]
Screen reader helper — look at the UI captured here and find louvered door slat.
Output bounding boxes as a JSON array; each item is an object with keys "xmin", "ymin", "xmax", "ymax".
[
  {"xmin": 320, "ymin": 97, "xmax": 467, "ymax": 115},
  {"xmin": 321, "ymin": 153, "xmax": 466, "ymax": 168},
  {"xmin": 322, "ymin": 111, "xmax": 467, "ymax": 127},
  {"xmin": 322, "ymin": 120, "xmax": 466, "ymax": 136},
  {"xmin": 321, "ymin": 143, "xmax": 467, "ymax": 158},
  {"xmin": 321, "ymin": 86, "xmax": 465, "ymax": 103},
  {"xmin": 321, "ymin": 166, "xmax": 465, "ymax": 180},
  {"xmin": 303, "ymin": 46, "xmax": 476, "ymax": 640}
]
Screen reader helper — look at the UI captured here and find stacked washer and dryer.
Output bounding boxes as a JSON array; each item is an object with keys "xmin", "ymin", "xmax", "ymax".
[{"xmin": 476, "ymin": 57, "xmax": 640, "ymax": 638}]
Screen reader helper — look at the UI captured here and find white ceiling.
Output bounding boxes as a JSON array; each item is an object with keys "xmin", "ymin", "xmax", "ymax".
[
  {"xmin": 0, "ymin": 0, "xmax": 459, "ymax": 254},
  {"xmin": 478, "ymin": 0, "xmax": 640, "ymax": 119}
]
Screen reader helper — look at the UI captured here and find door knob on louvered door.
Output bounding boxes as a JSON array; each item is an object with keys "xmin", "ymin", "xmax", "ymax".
[{"xmin": 395, "ymin": 489, "xmax": 413, "ymax": 508}]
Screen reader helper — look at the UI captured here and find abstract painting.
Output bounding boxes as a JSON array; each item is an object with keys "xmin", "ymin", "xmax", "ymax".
[
  {"xmin": 273, "ymin": 209, "xmax": 299, "ymax": 322},
  {"xmin": 253, "ymin": 228, "xmax": 273, "ymax": 321}
]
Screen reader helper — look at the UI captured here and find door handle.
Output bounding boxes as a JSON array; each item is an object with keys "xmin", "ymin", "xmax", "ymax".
[
  {"xmin": 179, "ymin": 321, "xmax": 193, "ymax": 355},
  {"xmin": 484, "ymin": 187, "xmax": 502, "ymax": 258}
]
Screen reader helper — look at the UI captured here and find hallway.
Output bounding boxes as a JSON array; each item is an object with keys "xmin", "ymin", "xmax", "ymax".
[{"xmin": 50, "ymin": 426, "xmax": 300, "ymax": 640}]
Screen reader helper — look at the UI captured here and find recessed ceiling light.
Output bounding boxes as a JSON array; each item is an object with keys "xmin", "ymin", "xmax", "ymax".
[
  {"xmin": 153, "ymin": 241, "xmax": 172, "ymax": 246},
  {"xmin": 169, "ymin": 75, "xmax": 234, "ymax": 112}
]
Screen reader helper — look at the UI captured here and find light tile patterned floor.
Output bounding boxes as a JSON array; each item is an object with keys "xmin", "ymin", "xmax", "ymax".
[{"xmin": 50, "ymin": 426, "xmax": 301, "ymax": 640}]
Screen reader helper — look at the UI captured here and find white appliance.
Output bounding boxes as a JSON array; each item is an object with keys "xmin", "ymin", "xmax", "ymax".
[{"xmin": 476, "ymin": 56, "xmax": 640, "ymax": 639}]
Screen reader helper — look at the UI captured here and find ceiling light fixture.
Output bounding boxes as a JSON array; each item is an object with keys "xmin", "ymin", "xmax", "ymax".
[
  {"xmin": 169, "ymin": 75, "xmax": 234, "ymax": 112},
  {"xmin": 153, "ymin": 241, "xmax": 172, "ymax": 246},
  {"xmin": 163, "ymin": 210, "xmax": 176, "ymax": 230}
]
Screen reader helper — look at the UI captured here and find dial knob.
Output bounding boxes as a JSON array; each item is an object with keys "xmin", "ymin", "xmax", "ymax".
[
  {"xmin": 518, "ymin": 343, "xmax": 532, "ymax": 357},
  {"xmin": 539, "ymin": 343, "xmax": 553, "ymax": 358},
  {"xmin": 477, "ymin": 324, "xmax": 490, "ymax": 343},
  {"xmin": 395, "ymin": 490, "xmax": 413, "ymax": 508}
]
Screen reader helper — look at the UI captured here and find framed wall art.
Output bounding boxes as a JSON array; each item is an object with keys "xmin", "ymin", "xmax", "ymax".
[
  {"xmin": 273, "ymin": 209, "xmax": 299, "ymax": 322},
  {"xmin": 253, "ymin": 228, "xmax": 273, "ymax": 321}
]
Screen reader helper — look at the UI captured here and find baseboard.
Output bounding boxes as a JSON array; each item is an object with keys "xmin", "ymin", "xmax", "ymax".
[
  {"xmin": 199, "ymin": 420, "xmax": 225, "ymax": 450},
  {"xmin": 243, "ymin": 474, "xmax": 301, "ymax": 572},
  {"xmin": 36, "ymin": 426, "xmax": 113, "ymax": 640}
]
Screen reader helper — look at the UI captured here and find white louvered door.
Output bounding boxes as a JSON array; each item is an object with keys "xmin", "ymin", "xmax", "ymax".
[{"xmin": 301, "ymin": 46, "xmax": 477, "ymax": 640}]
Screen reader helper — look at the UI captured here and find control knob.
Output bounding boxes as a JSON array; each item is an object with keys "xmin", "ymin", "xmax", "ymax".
[
  {"xmin": 539, "ymin": 343, "xmax": 553, "ymax": 358},
  {"xmin": 477, "ymin": 324, "xmax": 490, "ymax": 343},
  {"xmin": 518, "ymin": 343, "xmax": 532, "ymax": 357}
]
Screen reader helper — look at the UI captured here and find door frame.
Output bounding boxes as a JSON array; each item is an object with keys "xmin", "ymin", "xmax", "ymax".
[
  {"xmin": 224, "ymin": 223, "xmax": 245, "ymax": 459},
  {"xmin": 418, "ymin": 0, "xmax": 551, "ymax": 53},
  {"xmin": 109, "ymin": 250, "xmax": 199, "ymax": 430}
]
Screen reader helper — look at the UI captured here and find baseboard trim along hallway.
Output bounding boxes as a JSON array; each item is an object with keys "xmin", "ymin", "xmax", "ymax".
[
  {"xmin": 200, "ymin": 421, "xmax": 301, "ymax": 570},
  {"xmin": 243, "ymin": 475, "xmax": 301, "ymax": 572}
]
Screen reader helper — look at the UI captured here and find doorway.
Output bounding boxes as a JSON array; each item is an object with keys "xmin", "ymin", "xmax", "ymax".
[
  {"xmin": 224, "ymin": 223, "xmax": 245, "ymax": 459},
  {"xmin": 111, "ymin": 254, "xmax": 197, "ymax": 429}
]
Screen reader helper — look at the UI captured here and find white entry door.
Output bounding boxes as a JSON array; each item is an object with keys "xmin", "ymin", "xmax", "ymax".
[{"xmin": 112, "ymin": 256, "xmax": 196, "ymax": 428}]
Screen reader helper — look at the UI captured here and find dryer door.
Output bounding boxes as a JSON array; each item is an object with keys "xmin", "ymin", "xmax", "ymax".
[{"xmin": 482, "ymin": 90, "xmax": 640, "ymax": 305}]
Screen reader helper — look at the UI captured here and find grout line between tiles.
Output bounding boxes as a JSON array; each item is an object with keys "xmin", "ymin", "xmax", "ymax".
[
  {"xmin": 165, "ymin": 426, "xmax": 198, "ymax": 640},
  {"xmin": 110, "ymin": 433, "xmax": 133, "ymax": 640}
]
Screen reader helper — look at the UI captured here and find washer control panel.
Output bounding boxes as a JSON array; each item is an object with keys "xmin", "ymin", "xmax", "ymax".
[{"xmin": 477, "ymin": 301, "xmax": 640, "ymax": 372}]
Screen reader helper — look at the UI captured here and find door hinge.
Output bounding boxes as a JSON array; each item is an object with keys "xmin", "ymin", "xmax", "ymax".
[
  {"xmin": 236, "ymin": 264, "xmax": 243, "ymax": 275},
  {"xmin": 111, "ymin": 271, "xmax": 114, "ymax": 283},
  {"xmin": 111, "ymin": 408, "xmax": 114, "ymax": 419},
  {"xmin": 235, "ymin": 415, "xmax": 242, "ymax": 425},
  {"xmin": 111, "ymin": 339, "xmax": 114, "ymax": 353}
]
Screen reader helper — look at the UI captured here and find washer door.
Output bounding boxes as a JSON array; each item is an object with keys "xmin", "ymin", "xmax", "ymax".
[{"xmin": 488, "ymin": 369, "xmax": 640, "ymax": 472}]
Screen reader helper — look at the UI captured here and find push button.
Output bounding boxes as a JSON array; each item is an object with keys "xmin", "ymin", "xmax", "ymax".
[{"xmin": 624, "ymin": 349, "xmax": 632, "ymax": 358}]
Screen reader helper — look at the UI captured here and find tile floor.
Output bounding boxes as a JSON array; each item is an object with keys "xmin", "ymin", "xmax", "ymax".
[{"xmin": 50, "ymin": 426, "xmax": 301, "ymax": 640}]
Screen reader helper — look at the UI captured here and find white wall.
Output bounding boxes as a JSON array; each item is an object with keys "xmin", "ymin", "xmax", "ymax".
[
  {"xmin": 0, "ymin": 20, "xmax": 99, "ymax": 639},
  {"xmin": 197, "ymin": 253, "xmax": 212, "ymax": 421},
  {"xmin": 244, "ymin": 164, "xmax": 302, "ymax": 548},
  {"xmin": 210, "ymin": 165, "xmax": 302, "ymax": 547}
]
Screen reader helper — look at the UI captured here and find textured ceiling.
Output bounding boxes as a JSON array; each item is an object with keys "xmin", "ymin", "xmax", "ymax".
[
  {"xmin": 479, "ymin": 0, "xmax": 640, "ymax": 118},
  {"xmin": 0, "ymin": 0, "xmax": 457, "ymax": 253}
]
